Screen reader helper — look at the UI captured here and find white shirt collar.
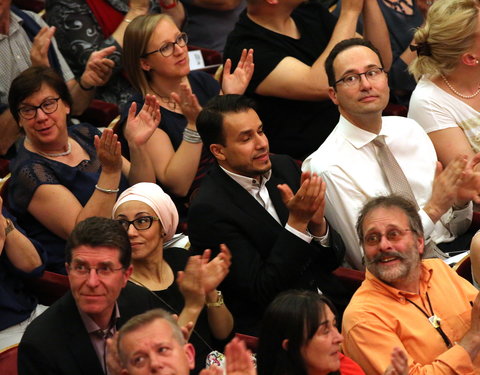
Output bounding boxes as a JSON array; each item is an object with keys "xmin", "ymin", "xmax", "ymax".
[
  {"xmin": 220, "ymin": 166, "xmax": 272, "ymax": 191},
  {"xmin": 337, "ymin": 115, "xmax": 388, "ymax": 149}
]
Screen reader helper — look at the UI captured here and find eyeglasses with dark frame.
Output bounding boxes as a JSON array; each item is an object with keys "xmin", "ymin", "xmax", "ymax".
[
  {"xmin": 141, "ymin": 32, "xmax": 188, "ymax": 58},
  {"xmin": 68, "ymin": 262, "xmax": 125, "ymax": 278},
  {"xmin": 116, "ymin": 216, "xmax": 160, "ymax": 231},
  {"xmin": 335, "ymin": 67, "xmax": 385, "ymax": 87},
  {"xmin": 18, "ymin": 97, "xmax": 61, "ymax": 120},
  {"xmin": 363, "ymin": 228, "xmax": 414, "ymax": 246}
]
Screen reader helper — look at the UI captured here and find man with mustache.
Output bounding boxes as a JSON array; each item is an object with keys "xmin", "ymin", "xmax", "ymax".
[
  {"xmin": 342, "ymin": 194, "xmax": 480, "ymax": 375},
  {"xmin": 303, "ymin": 38, "xmax": 480, "ymax": 270},
  {"xmin": 188, "ymin": 94, "xmax": 351, "ymax": 336}
]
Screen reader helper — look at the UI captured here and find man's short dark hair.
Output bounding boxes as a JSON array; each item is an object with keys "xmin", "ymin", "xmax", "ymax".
[
  {"xmin": 8, "ymin": 66, "xmax": 73, "ymax": 123},
  {"xmin": 325, "ymin": 38, "xmax": 385, "ymax": 88},
  {"xmin": 65, "ymin": 217, "xmax": 132, "ymax": 267},
  {"xmin": 356, "ymin": 195, "xmax": 424, "ymax": 245},
  {"xmin": 196, "ymin": 94, "xmax": 256, "ymax": 150}
]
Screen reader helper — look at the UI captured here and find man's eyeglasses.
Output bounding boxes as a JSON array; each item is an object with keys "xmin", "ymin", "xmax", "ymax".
[
  {"xmin": 142, "ymin": 33, "xmax": 188, "ymax": 58},
  {"xmin": 116, "ymin": 216, "xmax": 159, "ymax": 231},
  {"xmin": 335, "ymin": 67, "xmax": 385, "ymax": 87},
  {"xmin": 68, "ymin": 262, "xmax": 124, "ymax": 278},
  {"xmin": 18, "ymin": 97, "xmax": 61, "ymax": 120},
  {"xmin": 363, "ymin": 228, "xmax": 413, "ymax": 246}
]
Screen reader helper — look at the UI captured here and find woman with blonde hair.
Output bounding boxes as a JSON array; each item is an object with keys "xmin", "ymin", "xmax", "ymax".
[
  {"xmin": 120, "ymin": 14, "xmax": 253, "ymax": 213},
  {"xmin": 408, "ymin": 0, "xmax": 480, "ymax": 167}
]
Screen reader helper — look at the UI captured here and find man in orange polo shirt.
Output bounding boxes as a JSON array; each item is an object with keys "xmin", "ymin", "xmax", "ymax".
[{"xmin": 343, "ymin": 195, "xmax": 480, "ymax": 375}]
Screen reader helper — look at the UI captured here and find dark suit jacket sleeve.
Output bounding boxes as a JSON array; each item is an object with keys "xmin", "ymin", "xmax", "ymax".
[{"xmin": 18, "ymin": 338, "xmax": 58, "ymax": 375}]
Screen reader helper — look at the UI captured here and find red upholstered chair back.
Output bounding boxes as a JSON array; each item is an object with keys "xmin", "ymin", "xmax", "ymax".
[
  {"xmin": 24, "ymin": 271, "xmax": 70, "ymax": 306},
  {"xmin": 453, "ymin": 254, "xmax": 473, "ymax": 284},
  {"xmin": 0, "ymin": 345, "xmax": 18, "ymax": 375}
]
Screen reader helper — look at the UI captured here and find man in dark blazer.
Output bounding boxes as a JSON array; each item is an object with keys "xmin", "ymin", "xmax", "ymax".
[
  {"xmin": 18, "ymin": 217, "xmax": 157, "ymax": 375},
  {"xmin": 188, "ymin": 95, "xmax": 350, "ymax": 336}
]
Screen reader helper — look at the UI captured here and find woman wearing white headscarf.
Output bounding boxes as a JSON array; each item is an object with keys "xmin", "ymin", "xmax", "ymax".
[{"xmin": 113, "ymin": 182, "xmax": 233, "ymax": 372}]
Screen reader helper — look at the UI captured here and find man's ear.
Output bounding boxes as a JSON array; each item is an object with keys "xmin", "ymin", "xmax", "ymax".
[
  {"xmin": 123, "ymin": 265, "xmax": 134, "ymax": 287},
  {"xmin": 417, "ymin": 235, "xmax": 425, "ymax": 257},
  {"xmin": 184, "ymin": 343, "xmax": 196, "ymax": 370},
  {"xmin": 328, "ymin": 87, "xmax": 339, "ymax": 105},
  {"xmin": 281, "ymin": 339, "xmax": 289, "ymax": 351},
  {"xmin": 210, "ymin": 143, "xmax": 226, "ymax": 161}
]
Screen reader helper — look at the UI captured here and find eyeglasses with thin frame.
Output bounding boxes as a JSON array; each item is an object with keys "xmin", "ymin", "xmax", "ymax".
[
  {"xmin": 18, "ymin": 97, "xmax": 61, "ymax": 120},
  {"xmin": 141, "ymin": 32, "xmax": 188, "ymax": 58},
  {"xmin": 116, "ymin": 216, "xmax": 159, "ymax": 231},
  {"xmin": 335, "ymin": 67, "xmax": 385, "ymax": 88},
  {"xmin": 68, "ymin": 262, "xmax": 125, "ymax": 278},
  {"xmin": 363, "ymin": 228, "xmax": 414, "ymax": 246}
]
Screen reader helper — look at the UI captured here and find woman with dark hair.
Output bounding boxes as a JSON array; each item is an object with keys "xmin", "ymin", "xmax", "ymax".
[
  {"xmin": 257, "ymin": 290, "xmax": 407, "ymax": 375},
  {"xmin": 7, "ymin": 66, "xmax": 158, "ymax": 273}
]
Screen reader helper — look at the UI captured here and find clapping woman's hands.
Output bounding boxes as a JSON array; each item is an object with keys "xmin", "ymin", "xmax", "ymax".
[
  {"xmin": 171, "ymin": 83, "xmax": 202, "ymax": 125},
  {"xmin": 202, "ymin": 244, "xmax": 232, "ymax": 294},
  {"xmin": 177, "ymin": 255, "xmax": 206, "ymax": 308},
  {"xmin": 222, "ymin": 49, "xmax": 254, "ymax": 95},
  {"xmin": 124, "ymin": 94, "xmax": 161, "ymax": 147},
  {"xmin": 94, "ymin": 128, "xmax": 122, "ymax": 173}
]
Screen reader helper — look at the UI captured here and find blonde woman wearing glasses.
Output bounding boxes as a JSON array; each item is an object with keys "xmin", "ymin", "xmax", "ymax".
[{"xmin": 121, "ymin": 14, "xmax": 253, "ymax": 214}]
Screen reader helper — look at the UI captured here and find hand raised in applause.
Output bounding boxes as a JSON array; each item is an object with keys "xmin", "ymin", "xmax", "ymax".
[
  {"xmin": 459, "ymin": 293, "xmax": 480, "ymax": 362},
  {"xmin": 80, "ymin": 46, "xmax": 116, "ymax": 88},
  {"xmin": 424, "ymin": 156, "xmax": 467, "ymax": 223},
  {"xmin": 124, "ymin": 94, "xmax": 161, "ymax": 148},
  {"xmin": 201, "ymin": 244, "xmax": 232, "ymax": 294},
  {"xmin": 383, "ymin": 347, "xmax": 408, "ymax": 375},
  {"xmin": 455, "ymin": 153, "xmax": 480, "ymax": 206},
  {"xmin": 171, "ymin": 83, "xmax": 202, "ymax": 127},
  {"xmin": 177, "ymin": 254, "xmax": 206, "ymax": 309},
  {"xmin": 30, "ymin": 26, "xmax": 56, "ymax": 67},
  {"xmin": 94, "ymin": 129, "xmax": 122, "ymax": 174},
  {"xmin": 278, "ymin": 172, "xmax": 327, "ymax": 236},
  {"xmin": 222, "ymin": 49, "xmax": 254, "ymax": 95}
]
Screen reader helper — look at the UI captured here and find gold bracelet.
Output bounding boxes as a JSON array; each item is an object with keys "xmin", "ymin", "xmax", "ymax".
[
  {"xmin": 5, "ymin": 219, "xmax": 14, "ymax": 236},
  {"xmin": 123, "ymin": 18, "xmax": 132, "ymax": 23},
  {"xmin": 206, "ymin": 290, "xmax": 224, "ymax": 308}
]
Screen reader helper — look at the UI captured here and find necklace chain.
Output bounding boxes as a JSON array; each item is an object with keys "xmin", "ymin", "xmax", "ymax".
[
  {"xmin": 36, "ymin": 141, "xmax": 72, "ymax": 157},
  {"xmin": 149, "ymin": 85, "xmax": 176, "ymax": 110},
  {"xmin": 441, "ymin": 74, "xmax": 480, "ymax": 99},
  {"xmin": 128, "ymin": 276, "xmax": 214, "ymax": 352}
]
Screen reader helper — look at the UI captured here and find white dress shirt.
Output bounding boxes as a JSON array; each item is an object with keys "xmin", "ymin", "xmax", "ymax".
[{"xmin": 303, "ymin": 115, "xmax": 472, "ymax": 270}]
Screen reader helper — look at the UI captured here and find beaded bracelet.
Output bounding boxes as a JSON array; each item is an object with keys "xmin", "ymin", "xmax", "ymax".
[
  {"xmin": 183, "ymin": 127, "xmax": 202, "ymax": 144},
  {"xmin": 95, "ymin": 185, "xmax": 120, "ymax": 194}
]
